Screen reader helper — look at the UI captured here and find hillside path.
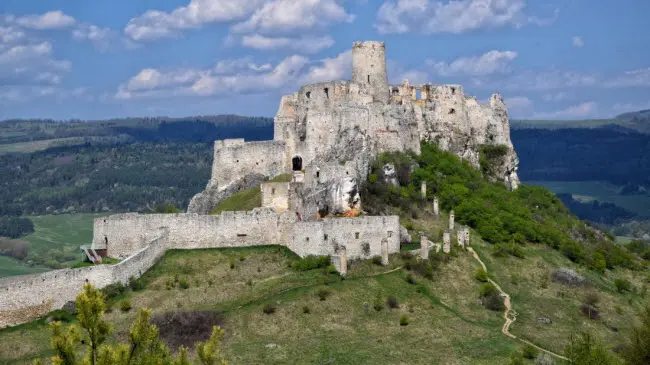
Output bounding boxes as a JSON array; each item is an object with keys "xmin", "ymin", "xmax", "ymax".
[{"xmin": 467, "ymin": 247, "xmax": 569, "ymax": 362}]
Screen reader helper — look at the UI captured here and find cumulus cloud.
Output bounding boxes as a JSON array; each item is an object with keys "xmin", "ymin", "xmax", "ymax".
[
  {"xmin": 116, "ymin": 54, "xmax": 314, "ymax": 99},
  {"xmin": 72, "ymin": 24, "xmax": 115, "ymax": 51},
  {"xmin": 231, "ymin": 0, "xmax": 354, "ymax": 34},
  {"xmin": 572, "ymin": 36, "xmax": 584, "ymax": 48},
  {"xmin": 506, "ymin": 95, "xmax": 533, "ymax": 111},
  {"xmin": 300, "ymin": 50, "xmax": 352, "ymax": 84},
  {"xmin": 241, "ymin": 34, "xmax": 334, "ymax": 53},
  {"xmin": 124, "ymin": 0, "xmax": 264, "ymax": 41},
  {"xmin": 13, "ymin": 10, "xmax": 76, "ymax": 30},
  {"xmin": 429, "ymin": 50, "xmax": 518, "ymax": 76},
  {"xmin": 375, "ymin": 0, "xmax": 555, "ymax": 34}
]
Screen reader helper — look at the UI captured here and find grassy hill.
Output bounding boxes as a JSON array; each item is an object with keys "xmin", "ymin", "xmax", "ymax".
[{"xmin": 1, "ymin": 143, "xmax": 648, "ymax": 364}]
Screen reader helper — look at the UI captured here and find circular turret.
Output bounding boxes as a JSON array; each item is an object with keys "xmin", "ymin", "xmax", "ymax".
[{"xmin": 352, "ymin": 41, "xmax": 389, "ymax": 103}]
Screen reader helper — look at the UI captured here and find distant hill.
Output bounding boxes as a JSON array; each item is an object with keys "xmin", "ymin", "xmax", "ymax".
[{"xmin": 511, "ymin": 109, "xmax": 650, "ymax": 134}]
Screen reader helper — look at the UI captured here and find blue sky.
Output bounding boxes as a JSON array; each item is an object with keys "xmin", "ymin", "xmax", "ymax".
[{"xmin": 1, "ymin": 0, "xmax": 649, "ymax": 120}]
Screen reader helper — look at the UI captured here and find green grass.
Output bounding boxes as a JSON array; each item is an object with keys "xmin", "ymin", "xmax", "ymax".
[
  {"xmin": 0, "ymin": 213, "xmax": 107, "ymax": 278},
  {"xmin": 527, "ymin": 180, "xmax": 650, "ymax": 217},
  {"xmin": 0, "ymin": 137, "xmax": 86, "ymax": 154},
  {"xmin": 0, "ymin": 256, "xmax": 48, "ymax": 277},
  {"xmin": 211, "ymin": 174, "xmax": 292, "ymax": 215}
]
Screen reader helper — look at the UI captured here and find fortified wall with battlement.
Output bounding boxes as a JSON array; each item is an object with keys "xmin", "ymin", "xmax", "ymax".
[{"xmin": 189, "ymin": 41, "xmax": 520, "ymax": 216}]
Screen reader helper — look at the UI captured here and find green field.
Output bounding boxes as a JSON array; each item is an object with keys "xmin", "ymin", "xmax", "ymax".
[
  {"xmin": 0, "ymin": 213, "xmax": 106, "ymax": 277},
  {"xmin": 526, "ymin": 180, "xmax": 650, "ymax": 217}
]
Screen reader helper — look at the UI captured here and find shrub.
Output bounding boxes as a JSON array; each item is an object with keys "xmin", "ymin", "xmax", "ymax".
[
  {"xmin": 406, "ymin": 273, "xmax": 416, "ymax": 285},
  {"xmin": 614, "ymin": 278, "xmax": 632, "ymax": 293},
  {"xmin": 551, "ymin": 268, "xmax": 585, "ymax": 287},
  {"xmin": 480, "ymin": 283, "xmax": 499, "ymax": 297},
  {"xmin": 262, "ymin": 303, "xmax": 276, "ymax": 314},
  {"xmin": 509, "ymin": 353, "xmax": 524, "ymax": 365},
  {"xmin": 474, "ymin": 268, "xmax": 488, "ymax": 282},
  {"xmin": 246, "ymin": 279, "xmax": 253, "ymax": 286},
  {"xmin": 373, "ymin": 293, "xmax": 384, "ymax": 312},
  {"xmin": 290, "ymin": 255, "xmax": 330, "ymax": 271},
  {"xmin": 580, "ymin": 304, "xmax": 599, "ymax": 319},
  {"xmin": 483, "ymin": 292, "xmax": 505, "ymax": 311},
  {"xmin": 239, "ymin": 255, "xmax": 246, "ymax": 261},
  {"xmin": 400, "ymin": 315, "xmax": 409, "ymax": 326},
  {"xmin": 317, "ymin": 288, "xmax": 332, "ymax": 301},
  {"xmin": 178, "ymin": 279, "xmax": 190, "ymax": 290},
  {"xmin": 302, "ymin": 306, "xmax": 311, "ymax": 314},
  {"xmin": 583, "ymin": 291, "xmax": 600, "ymax": 307},
  {"xmin": 372, "ymin": 256, "xmax": 383, "ymax": 266},
  {"xmin": 229, "ymin": 258, "xmax": 236, "ymax": 269},
  {"xmin": 129, "ymin": 276, "xmax": 145, "ymax": 291},
  {"xmin": 101, "ymin": 282, "xmax": 126, "ymax": 300},
  {"xmin": 120, "ymin": 299, "xmax": 132, "ymax": 312},
  {"xmin": 522, "ymin": 344, "xmax": 538, "ymax": 359},
  {"xmin": 386, "ymin": 296, "xmax": 399, "ymax": 309}
]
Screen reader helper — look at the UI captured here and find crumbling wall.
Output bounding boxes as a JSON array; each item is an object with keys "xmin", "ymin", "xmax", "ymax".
[
  {"xmin": 0, "ymin": 232, "xmax": 168, "ymax": 328},
  {"xmin": 187, "ymin": 139, "xmax": 287, "ymax": 214},
  {"xmin": 93, "ymin": 209, "xmax": 297, "ymax": 259},
  {"xmin": 260, "ymin": 182, "xmax": 291, "ymax": 212}
]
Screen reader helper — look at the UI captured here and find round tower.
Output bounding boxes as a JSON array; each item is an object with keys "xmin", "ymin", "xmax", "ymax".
[{"xmin": 352, "ymin": 41, "xmax": 389, "ymax": 103}]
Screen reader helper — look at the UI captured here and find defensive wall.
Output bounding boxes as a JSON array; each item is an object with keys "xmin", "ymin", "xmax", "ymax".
[{"xmin": 0, "ymin": 232, "xmax": 168, "ymax": 328}]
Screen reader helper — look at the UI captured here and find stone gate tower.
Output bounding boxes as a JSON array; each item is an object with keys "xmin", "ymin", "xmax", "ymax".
[{"xmin": 352, "ymin": 41, "xmax": 389, "ymax": 103}]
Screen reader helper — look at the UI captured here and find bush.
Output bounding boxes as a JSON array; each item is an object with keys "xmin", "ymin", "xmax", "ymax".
[
  {"xmin": 406, "ymin": 273, "xmax": 416, "ymax": 285},
  {"xmin": 373, "ymin": 293, "xmax": 384, "ymax": 312},
  {"xmin": 262, "ymin": 303, "xmax": 276, "ymax": 314},
  {"xmin": 372, "ymin": 256, "xmax": 383, "ymax": 266},
  {"xmin": 580, "ymin": 304, "xmax": 600, "ymax": 319},
  {"xmin": 400, "ymin": 315, "xmax": 409, "ymax": 326},
  {"xmin": 474, "ymin": 268, "xmax": 488, "ymax": 282},
  {"xmin": 480, "ymin": 283, "xmax": 499, "ymax": 297},
  {"xmin": 614, "ymin": 278, "xmax": 632, "ymax": 293},
  {"xmin": 128, "ymin": 276, "xmax": 145, "ymax": 291},
  {"xmin": 302, "ymin": 306, "xmax": 311, "ymax": 314},
  {"xmin": 290, "ymin": 255, "xmax": 331, "ymax": 271},
  {"xmin": 386, "ymin": 296, "xmax": 399, "ymax": 309},
  {"xmin": 317, "ymin": 288, "xmax": 332, "ymax": 301},
  {"xmin": 583, "ymin": 291, "xmax": 600, "ymax": 307},
  {"xmin": 229, "ymin": 258, "xmax": 236, "ymax": 269},
  {"xmin": 120, "ymin": 299, "xmax": 132, "ymax": 312},
  {"xmin": 101, "ymin": 282, "xmax": 126, "ymax": 300},
  {"xmin": 178, "ymin": 279, "xmax": 190, "ymax": 290},
  {"xmin": 522, "ymin": 344, "xmax": 538, "ymax": 359}
]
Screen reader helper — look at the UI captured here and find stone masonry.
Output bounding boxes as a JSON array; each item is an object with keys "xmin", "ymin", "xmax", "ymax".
[{"xmin": 189, "ymin": 40, "xmax": 520, "ymax": 217}]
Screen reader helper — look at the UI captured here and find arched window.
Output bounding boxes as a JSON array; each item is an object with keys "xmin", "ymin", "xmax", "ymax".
[{"xmin": 292, "ymin": 156, "xmax": 303, "ymax": 171}]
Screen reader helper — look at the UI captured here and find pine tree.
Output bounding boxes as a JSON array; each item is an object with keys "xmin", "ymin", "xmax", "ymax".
[{"xmin": 75, "ymin": 283, "xmax": 111, "ymax": 365}]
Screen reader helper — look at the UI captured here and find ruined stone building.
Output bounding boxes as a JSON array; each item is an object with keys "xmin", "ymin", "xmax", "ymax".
[
  {"xmin": 189, "ymin": 41, "xmax": 519, "ymax": 219},
  {"xmin": 0, "ymin": 41, "xmax": 519, "ymax": 328}
]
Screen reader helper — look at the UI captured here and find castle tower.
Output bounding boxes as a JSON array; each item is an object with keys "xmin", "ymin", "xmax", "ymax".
[{"xmin": 352, "ymin": 41, "xmax": 389, "ymax": 104}]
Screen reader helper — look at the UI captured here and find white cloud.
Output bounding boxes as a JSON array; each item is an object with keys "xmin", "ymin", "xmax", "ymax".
[
  {"xmin": 241, "ymin": 34, "xmax": 334, "ymax": 53},
  {"xmin": 429, "ymin": 50, "xmax": 518, "ymax": 76},
  {"xmin": 13, "ymin": 10, "xmax": 76, "ymax": 30},
  {"xmin": 506, "ymin": 96, "xmax": 533, "ymax": 110},
  {"xmin": 604, "ymin": 68, "xmax": 650, "ymax": 88},
  {"xmin": 116, "ymin": 54, "xmax": 311, "ymax": 99},
  {"xmin": 375, "ymin": 0, "xmax": 555, "ymax": 34},
  {"xmin": 124, "ymin": 0, "xmax": 264, "ymax": 41},
  {"xmin": 0, "ymin": 41, "xmax": 52, "ymax": 64},
  {"xmin": 477, "ymin": 69, "xmax": 598, "ymax": 91},
  {"xmin": 533, "ymin": 101, "xmax": 598, "ymax": 120},
  {"xmin": 72, "ymin": 24, "xmax": 115, "ymax": 51},
  {"xmin": 232, "ymin": 0, "xmax": 354, "ymax": 34},
  {"xmin": 300, "ymin": 50, "xmax": 352, "ymax": 84},
  {"xmin": 572, "ymin": 36, "xmax": 584, "ymax": 48},
  {"xmin": 0, "ymin": 26, "xmax": 25, "ymax": 44}
]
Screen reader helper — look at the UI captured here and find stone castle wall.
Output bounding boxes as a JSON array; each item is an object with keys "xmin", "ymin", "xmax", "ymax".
[
  {"xmin": 260, "ymin": 182, "xmax": 291, "ymax": 212},
  {"xmin": 0, "ymin": 233, "xmax": 168, "ymax": 328},
  {"xmin": 187, "ymin": 139, "xmax": 287, "ymax": 214}
]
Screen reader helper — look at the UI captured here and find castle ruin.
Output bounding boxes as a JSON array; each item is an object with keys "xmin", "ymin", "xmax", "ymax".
[{"xmin": 0, "ymin": 41, "xmax": 519, "ymax": 328}]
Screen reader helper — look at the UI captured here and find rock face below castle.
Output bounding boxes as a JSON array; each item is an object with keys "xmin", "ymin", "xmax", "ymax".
[{"xmin": 189, "ymin": 41, "xmax": 519, "ymax": 217}]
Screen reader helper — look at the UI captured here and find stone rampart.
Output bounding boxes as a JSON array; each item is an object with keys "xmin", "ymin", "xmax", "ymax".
[{"xmin": 0, "ymin": 232, "xmax": 168, "ymax": 328}]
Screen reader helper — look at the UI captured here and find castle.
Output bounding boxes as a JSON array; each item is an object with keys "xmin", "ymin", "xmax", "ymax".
[{"xmin": 0, "ymin": 41, "xmax": 518, "ymax": 328}]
